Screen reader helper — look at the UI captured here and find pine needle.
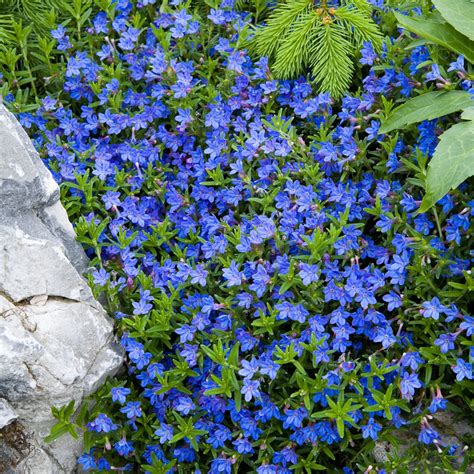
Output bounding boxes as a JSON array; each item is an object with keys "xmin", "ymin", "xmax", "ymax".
[
  {"xmin": 251, "ymin": 0, "xmax": 383, "ymax": 98},
  {"xmin": 345, "ymin": 0, "xmax": 373, "ymax": 15},
  {"xmin": 335, "ymin": 6, "xmax": 383, "ymax": 49},
  {"xmin": 254, "ymin": 0, "xmax": 313, "ymax": 59},
  {"xmin": 273, "ymin": 9, "xmax": 321, "ymax": 79},
  {"xmin": 310, "ymin": 23, "xmax": 354, "ymax": 98}
]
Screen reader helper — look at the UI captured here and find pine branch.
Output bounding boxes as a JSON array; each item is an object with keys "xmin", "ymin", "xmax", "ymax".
[
  {"xmin": 254, "ymin": 0, "xmax": 313, "ymax": 59},
  {"xmin": 310, "ymin": 23, "xmax": 354, "ymax": 98},
  {"xmin": 334, "ymin": 6, "xmax": 383, "ymax": 49},
  {"xmin": 344, "ymin": 0, "xmax": 373, "ymax": 15},
  {"xmin": 0, "ymin": 15, "xmax": 15, "ymax": 47},
  {"xmin": 273, "ymin": 9, "xmax": 321, "ymax": 79},
  {"xmin": 248, "ymin": 0, "xmax": 384, "ymax": 97}
]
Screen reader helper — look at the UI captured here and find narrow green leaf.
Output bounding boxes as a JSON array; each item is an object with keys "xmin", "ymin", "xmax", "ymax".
[
  {"xmin": 394, "ymin": 12, "xmax": 474, "ymax": 63},
  {"xmin": 336, "ymin": 418, "xmax": 345, "ymax": 438},
  {"xmin": 432, "ymin": 0, "xmax": 474, "ymax": 41},
  {"xmin": 44, "ymin": 423, "xmax": 69, "ymax": 443},
  {"xmin": 234, "ymin": 389, "xmax": 242, "ymax": 412},
  {"xmin": 379, "ymin": 91, "xmax": 472, "ymax": 133},
  {"xmin": 228, "ymin": 342, "xmax": 240, "ymax": 367},
  {"xmin": 420, "ymin": 120, "xmax": 474, "ymax": 212}
]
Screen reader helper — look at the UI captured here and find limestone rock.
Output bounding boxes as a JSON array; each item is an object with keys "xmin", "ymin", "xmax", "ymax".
[
  {"xmin": 0, "ymin": 400, "xmax": 17, "ymax": 429},
  {"xmin": 0, "ymin": 103, "xmax": 123, "ymax": 472}
]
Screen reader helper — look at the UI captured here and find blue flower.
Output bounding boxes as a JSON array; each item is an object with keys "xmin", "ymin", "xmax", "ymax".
[
  {"xmin": 421, "ymin": 297, "xmax": 446, "ymax": 321},
  {"xmin": 447, "ymin": 55, "xmax": 465, "ymax": 73},
  {"xmin": 298, "ymin": 263, "xmax": 320, "ymax": 285},
  {"xmin": 460, "ymin": 316, "xmax": 474, "ymax": 337},
  {"xmin": 283, "ymin": 407, "xmax": 307, "ymax": 430},
  {"xmin": 249, "ymin": 264, "xmax": 271, "ymax": 297},
  {"xmin": 78, "ymin": 450, "xmax": 97, "ymax": 470},
  {"xmin": 241, "ymin": 379, "xmax": 261, "ymax": 402},
  {"xmin": 111, "ymin": 386, "xmax": 131, "ymax": 404},
  {"xmin": 376, "ymin": 214, "xmax": 393, "ymax": 233},
  {"xmin": 233, "ymin": 437, "xmax": 254, "ymax": 454},
  {"xmin": 190, "ymin": 264, "xmax": 208, "ymax": 286},
  {"xmin": 154, "ymin": 423, "xmax": 174, "ymax": 444},
  {"xmin": 425, "ymin": 64, "xmax": 442, "ymax": 82},
  {"xmin": 361, "ymin": 418, "xmax": 382, "ymax": 440},
  {"xmin": 92, "ymin": 268, "xmax": 109, "ymax": 286},
  {"xmin": 175, "ymin": 396, "xmax": 195, "ymax": 414},
  {"xmin": 238, "ymin": 357, "xmax": 259, "ymax": 379},
  {"xmin": 382, "ymin": 291, "xmax": 402, "ymax": 311},
  {"xmin": 223, "ymin": 260, "xmax": 245, "ymax": 286},
  {"xmin": 434, "ymin": 333, "xmax": 456, "ymax": 354},
  {"xmin": 429, "ymin": 394, "xmax": 447, "ymax": 414},
  {"xmin": 120, "ymin": 401, "xmax": 142, "ymax": 419},
  {"xmin": 360, "ymin": 41, "xmax": 378, "ymax": 66},
  {"xmin": 175, "ymin": 324, "xmax": 196, "ymax": 343},
  {"xmin": 210, "ymin": 457, "xmax": 233, "ymax": 474},
  {"xmin": 114, "ymin": 438, "xmax": 134, "ymax": 456},
  {"xmin": 453, "ymin": 358, "xmax": 472, "ymax": 382},
  {"xmin": 87, "ymin": 414, "xmax": 118, "ymax": 433},
  {"xmin": 418, "ymin": 426, "xmax": 440, "ymax": 444},
  {"xmin": 400, "ymin": 373, "xmax": 422, "ymax": 400}
]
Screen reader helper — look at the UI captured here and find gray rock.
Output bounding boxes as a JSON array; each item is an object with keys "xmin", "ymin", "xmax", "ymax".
[
  {"xmin": 0, "ymin": 103, "xmax": 123, "ymax": 472},
  {"xmin": 0, "ymin": 105, "xmax": 89, "ymax": 274},
  {"xmin": 0, "ymin": 400, "xmax": 17, "ymax": 429}
]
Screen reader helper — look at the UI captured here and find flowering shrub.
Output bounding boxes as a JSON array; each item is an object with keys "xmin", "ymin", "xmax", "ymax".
[{"xmin": 5, "ymin": 0, "xmax": 473, "ymax": 472}]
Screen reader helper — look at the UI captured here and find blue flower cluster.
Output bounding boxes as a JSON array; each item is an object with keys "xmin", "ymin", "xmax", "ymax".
[{"xmin": 12, "ymin": 0, "xmax": 473, "ymax": 472}]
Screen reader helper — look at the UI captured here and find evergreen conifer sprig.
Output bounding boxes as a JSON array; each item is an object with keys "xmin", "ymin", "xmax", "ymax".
[{"xmin": 253, "ymin": 0, "xmax": 383, "ymax": 97}]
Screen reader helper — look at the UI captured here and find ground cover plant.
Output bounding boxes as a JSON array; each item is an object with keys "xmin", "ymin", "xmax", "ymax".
[{"xmin": 1, "ymin": 0, "xmax": 473, "ymax": 472}]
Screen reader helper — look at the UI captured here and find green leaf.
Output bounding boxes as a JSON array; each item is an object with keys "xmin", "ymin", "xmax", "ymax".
[
  {"xmin": 394, "ymin": 12, "xmax": 474, "ymax": 63},
  {"xmin": 461, "ymin": 107, "xmax": 474, "ymax": 120},
  {"xmin": 420, "ymin": 120, "xmax": 474, "ymax": 212},
  {"xmin": 379, "ymin": 91, "xmax": 473, "ymax": 133},
  {"xmin": 336, "ymin": 418, "xmax": 345, "ymax": 438},
  {"xmin": 228, "ymin": 342, "xmax": 240, "ymax": 367},
  {"xmin": 44, "ymin": 422, "xmax": 70, "ymax": 443},
  {"xmin": 432, "ymin": 0, "xmax": 474, "ymax": 41}
]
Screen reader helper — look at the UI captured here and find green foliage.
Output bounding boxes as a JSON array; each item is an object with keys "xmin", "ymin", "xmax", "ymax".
[
  {"xmin": 0, "ymin": 0, "xmax": 64, "ymax": 47},
  {"xmin": 380, "ymin": 91, "xmax": 473, "ymax": 212},
  {"xmin": 252, "ymin": 0, "xmax": 383, "ymax": 97},
  {"xmin": 234, "ymin": 0, "xmax": 269, "ymax": 22},
  {"xmin": 432, "ymin": 0, "xmax": 474, "ymax": 41},
  {"xmin": 394, "ymin": 11, "xmax": 474, "ymax": 64},
  {"xmin": 382, "ymin": 3, "xmax": 474, "ymax": 212},
  {"xmin": 420, "ymin": 119, "xmax": 474, "ymax": 212},
  {"xmin": 44, "ymin": 400, "xmax": 83, "ymax": 443},
  {"xmin": 0, "ymin": 0, "xmax": 94, "ymax": 102},
  {"xmin": 2, "ymin": 0, "xmax": 472, "ymax": 471},
  {"xmin": 379, "ymin": 91, "xmax": 473, "ymax": 133}
]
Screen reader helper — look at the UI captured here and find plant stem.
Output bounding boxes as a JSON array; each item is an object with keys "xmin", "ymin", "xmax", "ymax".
[{"xmin": 432, "ymin": 207, "xmax": 443, "ymax": 240}]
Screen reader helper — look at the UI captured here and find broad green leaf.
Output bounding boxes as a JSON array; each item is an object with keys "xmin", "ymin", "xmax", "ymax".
[
  {"xmin": 432, "ymin": 0, "xmax": 474, "ymax": 41},
  {"xmin": 420, "ymin": 120, "xmax": 474, "ymax": 212},
  {"xmin": 461, "ymin": 107, "xmax": 474, "ymax": 121},
  {"xmin": 394, "ymin": 12, "xmax": 474, "ymax": 63},
  {"xmin": 379, "ymin": 91, "xmax": 473, "ymax": 133}
]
